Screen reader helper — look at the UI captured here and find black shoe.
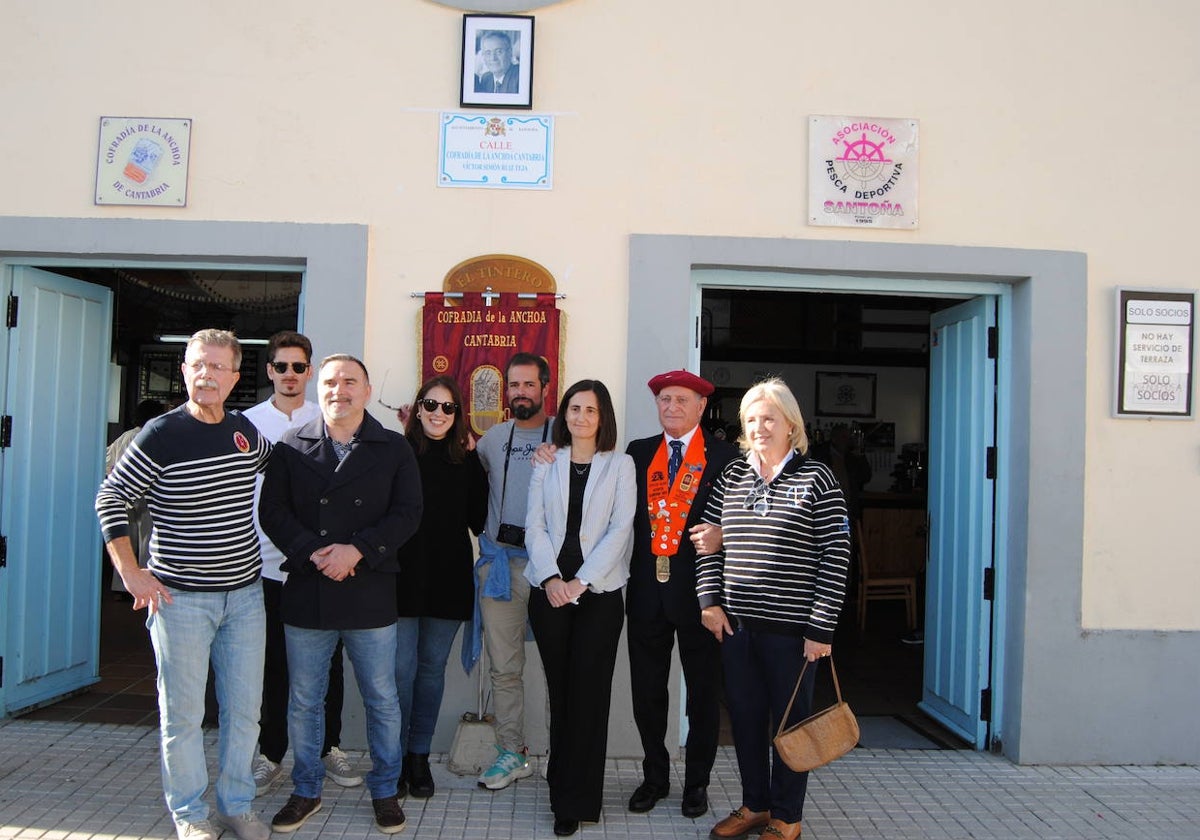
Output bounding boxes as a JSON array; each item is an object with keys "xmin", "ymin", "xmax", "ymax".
[
  {"xmin": 553, "ymin": 817, "xmax": 580, "ymax": 837},
  {"xmin": 681, "ymin": 784, "xmax": 709, "ymax": 818},
  {"xmin": 372, "ymin": 796, "xmax": 407, "ymax": 834},
  {"xmin": 271, "ymin": 795, "xmax": 322, "ymax": 833},
  {"xmin": 628, "ymin": 780, "xmax": 669, "ymax": 813},
  {"xmin": 408, "ymin": 753, "xmax": 435, "ymax": 798}
]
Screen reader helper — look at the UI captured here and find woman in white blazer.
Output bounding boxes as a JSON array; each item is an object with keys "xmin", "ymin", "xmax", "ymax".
[{"xmin": 525, "ymin": 379, "xmax": 636, "ymax": 837}]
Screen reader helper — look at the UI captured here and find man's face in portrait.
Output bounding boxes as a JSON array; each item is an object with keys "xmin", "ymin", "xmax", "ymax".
[{"xmin": 480, "ymin": 34, "xmax": 514, "ymax": 78}]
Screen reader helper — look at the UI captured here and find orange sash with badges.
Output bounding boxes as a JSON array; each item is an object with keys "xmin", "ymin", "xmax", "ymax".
[{"xmin": 646, "ymin": 434, "xmax": 708, "ymax": 582}]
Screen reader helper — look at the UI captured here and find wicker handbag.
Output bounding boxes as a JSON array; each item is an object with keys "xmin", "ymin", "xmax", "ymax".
[{"xmin": 773, "ymin": 657, "xmax": 860, "ymax": 772}]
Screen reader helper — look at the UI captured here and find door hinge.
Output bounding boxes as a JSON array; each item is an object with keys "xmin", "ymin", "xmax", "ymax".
[
  {"xmin": 987, "ymin": 326, "xmax": 998, "ymax": 359},
  {"xmin": 0, "ymin": 415, "xmax": 10, "ymax": 449},
  {"xmin": 694, "ymin": 315, "xmax": 701, "ymax": 349},
  {"xmin": 980, "ymin": 687, "xmax": 992, "ymax": 722},
  {"xmin": 985, "ymin": 445, "xmax": 996, "ymax": 479},
  {"xmin": 983, "ymin": 566, "xmax": 994, "ymax": 601},
  {"xmin": 5, "ymin": 294, "xmax": 17, "ymax": 328},
  {"xmin": 0, "ymin": 655, "xmax": 4, "ymax": 688}
]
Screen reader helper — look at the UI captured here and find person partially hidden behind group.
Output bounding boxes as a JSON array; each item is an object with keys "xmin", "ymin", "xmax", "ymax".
[
  {"xmin": 696, "ymin": 377, "xmax": 851, "ymax": 840},
  {"xmin": 395, "ymin": 375, "xmax": 487, "ymax": 799},
  {"xmin": 525, "ymin": 379, "xmax": 636, "ymax": 837}
]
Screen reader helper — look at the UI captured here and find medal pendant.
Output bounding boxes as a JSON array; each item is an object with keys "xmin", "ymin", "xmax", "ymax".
[{"xmin": 655, "ymin": 555, "xmax": 671, "ymax": 583}]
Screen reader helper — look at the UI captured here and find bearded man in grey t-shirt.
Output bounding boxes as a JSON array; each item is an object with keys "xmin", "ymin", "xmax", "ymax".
[{"xmin": 472, "ymin": 352, "xmax": 555, "ymax": 790}]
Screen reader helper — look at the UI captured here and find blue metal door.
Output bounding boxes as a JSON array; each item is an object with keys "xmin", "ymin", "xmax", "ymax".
[
  {"xmin": 1, "ymin": 267, "xmax": 112, "ymax": 714},
  {"xmin": 920, "ymin": 296, "xmax": 995, "ymax": 748}
]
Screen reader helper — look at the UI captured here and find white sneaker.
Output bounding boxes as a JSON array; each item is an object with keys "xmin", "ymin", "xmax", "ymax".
[
  {"xmin": 253, "ymin": 754, "xmax": 282, "ymax": 796},
  {"xmin": 322, "ymin": 746, "xmax": 363, "ymax": 787},
  {"xmin": 175, "ymin": 819, "xmax": 217, "ymax": 840},
  {"xmin": 216, "ymin": 811, "xmax": 271, "ymax": 840},
  {"xmin": 541, "ymin": 749, "xmax": 549, "ymax": 780},
  {"xmin": 477, "ymin": 745, "xmax": 533, "ymax": 790}
]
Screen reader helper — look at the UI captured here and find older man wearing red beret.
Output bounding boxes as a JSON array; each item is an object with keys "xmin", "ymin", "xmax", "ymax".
[{"xmin": 624, "ymin": 370, "xmax": 738, "ymax": 820}]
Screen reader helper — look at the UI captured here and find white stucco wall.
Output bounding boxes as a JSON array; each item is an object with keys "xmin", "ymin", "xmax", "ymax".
[{"xmin": 1, "ymin": 1, "xmax": 1198, "ymax": 746}]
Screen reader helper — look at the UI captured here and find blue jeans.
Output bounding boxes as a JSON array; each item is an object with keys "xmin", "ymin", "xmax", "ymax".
[
  {"xmin": 147, "ymin": 582, "xmax": 265, "ymax": 826},
  {"xmin": 395, "ymin": 617, "xmax": 462, "ymax": 754},
  {"xmin": 286, "ymin": 624, "xmax": 402, "ymax": 799}
]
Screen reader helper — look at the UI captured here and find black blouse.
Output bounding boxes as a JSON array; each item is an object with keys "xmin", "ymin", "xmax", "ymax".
[{"xmin": 555, "ymin": 463, "xmax": 590, "ymax": 581}]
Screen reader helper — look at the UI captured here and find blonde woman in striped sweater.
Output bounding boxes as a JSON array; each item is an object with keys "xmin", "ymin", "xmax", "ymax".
[{"xmin": 696, "ymin": 378, "xmax": 851, "ymax": 840}]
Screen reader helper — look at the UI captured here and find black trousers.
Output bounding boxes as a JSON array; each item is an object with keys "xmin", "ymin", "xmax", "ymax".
[
  {"xmin": 260, "ymin": 577, "xmax": 345, "ymax": 763},
  {"xmin": 722, "ymin": 624, "xmax": 815, "ymax": 824},
  {"xmin": 528, "ymin": 587, "xmax": 624, "ymax": 822},
  {"xmin": 627, "ymin": 608, "xmax": 722, "ymax": 788}
]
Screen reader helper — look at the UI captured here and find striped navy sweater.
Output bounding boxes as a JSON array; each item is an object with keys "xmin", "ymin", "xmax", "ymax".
[
  {"xmin": 696, "ymin": 452, "xmax": 850, "ymax": 642},
  {"xmin": 96, "ymin": 406, "xmax": 271, "ymax": 591}
]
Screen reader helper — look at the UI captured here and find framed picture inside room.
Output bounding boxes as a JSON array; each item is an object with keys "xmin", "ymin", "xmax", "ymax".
[
  {"xmin": 815, "ymin": 371, "xmax": 876, "ymax": 418},
  {"xmin": 460, "ymin": 14, "xmax": 534, "ymax": 109}
]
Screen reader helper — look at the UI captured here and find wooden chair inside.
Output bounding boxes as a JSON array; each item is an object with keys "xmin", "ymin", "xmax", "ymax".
[{"xmin": 856, "ymin": 517, "xmax": 919, "ymax": 634}]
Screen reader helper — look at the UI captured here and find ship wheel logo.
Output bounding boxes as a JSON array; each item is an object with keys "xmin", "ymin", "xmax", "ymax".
[{"xmin": 836, "ymin": 133, "xmax": 893, "ymax": 186}]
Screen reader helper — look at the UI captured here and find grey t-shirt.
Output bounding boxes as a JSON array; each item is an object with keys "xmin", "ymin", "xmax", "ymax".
[{"xmin": 476, "ymin": 417, "xmax": 553, "ymax": 541}]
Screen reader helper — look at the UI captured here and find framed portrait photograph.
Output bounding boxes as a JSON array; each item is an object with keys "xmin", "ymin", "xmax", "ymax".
[
  {"xmin": 815, "ymin": 371, "xmax": 877, "ymax": 418},
  {"xmin": 460, "ymin": 14, "xmax": 534, "ymax": 109}
]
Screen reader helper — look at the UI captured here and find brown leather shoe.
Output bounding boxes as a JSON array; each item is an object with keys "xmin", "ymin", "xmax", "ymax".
[
  {"xmin": 760, "ymin": 817, "xmax": 801, "ymax": 839},
  {"xmin": 709, "ymin": 806, "xmax": 770, "ymax": 839}
]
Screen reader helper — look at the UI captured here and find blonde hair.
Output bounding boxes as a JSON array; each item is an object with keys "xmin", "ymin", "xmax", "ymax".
[{"xmin": 737, "ymin": 377, "xmax": 809, "ymax": 455}]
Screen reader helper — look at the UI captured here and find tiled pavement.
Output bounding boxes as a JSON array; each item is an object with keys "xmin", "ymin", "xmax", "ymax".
[{"xmin": 1, "ymin": 720, "xmax": 1198, "ymax": 839}]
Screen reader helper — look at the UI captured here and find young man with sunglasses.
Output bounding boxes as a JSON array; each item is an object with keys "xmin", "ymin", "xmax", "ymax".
[{"xmin": 244, "ymin": 331, "xmax": 363, "ymax": 797}]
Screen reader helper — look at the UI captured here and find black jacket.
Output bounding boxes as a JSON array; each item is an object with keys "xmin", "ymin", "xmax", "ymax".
[
  {"xmin": 396, "ymin": 439, "xmax": 487, "ymax": 621},
  {"xmin": 260, "ymin": 411, "xmax": 423, "ymax": 630},
  {"xmin": 625, "ymin": 428, "xmax": 738, "ymax": 625}
]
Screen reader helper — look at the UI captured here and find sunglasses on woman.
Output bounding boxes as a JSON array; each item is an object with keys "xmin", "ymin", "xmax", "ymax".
[
  {"xmin": 744, "ymin": 476, "xmax": 771, "ymax": 516},
  {"xmin": 418, "ymin": 398, "xmax": 459, "ymax": 415},
  {"xmin": 270, "ymin": 361, "xmax": 310, "ymax": 374}
]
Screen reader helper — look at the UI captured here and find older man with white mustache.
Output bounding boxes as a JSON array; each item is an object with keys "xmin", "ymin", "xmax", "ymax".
[{"xmin": 97, "ymin": 329, "xmax": 272, "ymax": 840}]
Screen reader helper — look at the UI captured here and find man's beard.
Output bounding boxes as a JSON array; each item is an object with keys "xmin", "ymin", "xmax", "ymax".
[{"xmin": 510, "ymin": 397, "xmax": 542, "ymax": 420}]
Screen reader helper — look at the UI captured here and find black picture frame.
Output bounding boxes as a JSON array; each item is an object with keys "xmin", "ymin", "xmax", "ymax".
[
  {"xmin": 815, "ymin": 371, "xmax": 877, "ymax": 418},
  {"xmin": 460, "ymin": 14, "xmax": 534, "ymax": 109}
]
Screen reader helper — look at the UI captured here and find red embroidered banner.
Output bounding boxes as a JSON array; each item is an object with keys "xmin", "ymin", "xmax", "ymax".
[{"xmin": 421, "ymin": 292, "xmax": 561, "ymax": 436}]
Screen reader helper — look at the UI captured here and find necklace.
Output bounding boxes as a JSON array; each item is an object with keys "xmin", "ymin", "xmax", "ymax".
[{"xmin": 571, "ymin": 461, "xmax": 591, "ymax": 476}]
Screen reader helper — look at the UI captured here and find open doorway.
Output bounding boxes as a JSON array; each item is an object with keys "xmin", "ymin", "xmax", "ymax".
[
  {"xmin": 17, "ymin": 265, "xmax": 302, "ymax": 725},
  {"xmin": 699, "ymin": 287, "xmax": 974, "ymax": 749}
]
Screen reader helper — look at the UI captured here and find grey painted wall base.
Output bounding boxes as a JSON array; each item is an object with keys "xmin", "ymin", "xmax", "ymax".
[{"xmin": 625, "ymin": 234, "xmax": 1199, "ymax": 765}]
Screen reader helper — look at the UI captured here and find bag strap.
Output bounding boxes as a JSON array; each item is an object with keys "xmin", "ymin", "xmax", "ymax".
[{"xmin": 775, "ymin": 656, "xmax": 844, "ymax": 738}]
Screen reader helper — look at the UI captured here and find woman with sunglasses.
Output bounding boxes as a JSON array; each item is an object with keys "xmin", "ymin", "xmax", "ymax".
[
  {"xmin": 523, "ymin": 379, "xmax": 635, "ymax": 837},
  {"xmin": 395, "ymin": 376, "xmax": 487, "ymax": 799},
  {"xmin": 695, "ymin": 378, "xmax": 850, "ymax": 840}
]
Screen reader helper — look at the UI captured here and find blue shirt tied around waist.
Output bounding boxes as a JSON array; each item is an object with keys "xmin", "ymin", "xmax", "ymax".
[{"xmin": 462, "ymin": 532, "xmax": 531, "ymax": 673}]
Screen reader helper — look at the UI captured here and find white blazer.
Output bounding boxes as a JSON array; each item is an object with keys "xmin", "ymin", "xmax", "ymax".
[{"xmin": 523, "ymin": 447, "xmax": 636, "ymax": 593}]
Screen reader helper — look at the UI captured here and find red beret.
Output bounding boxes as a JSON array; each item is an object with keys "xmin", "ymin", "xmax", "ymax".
[{"xmin": 647, "ymin": 369, "xmax": 715, "ymax": 397}]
